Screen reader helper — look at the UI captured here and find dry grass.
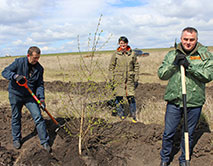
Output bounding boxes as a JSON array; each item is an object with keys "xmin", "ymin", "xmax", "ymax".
[
  {"xmin": 0, "ymin": 90, "xmax": 9, "ymax": 104},
  {"xmin": 40, "ymin": 52, "xmax": 112, "ymax": 82},
  {"xmin": 138, "ymin": 49, "xmax": 169, "ymax": 84},
  {"xmin": 1, "ymin": 48, "xmax": 213, "ymax": 130},
  {"xmin": 137, "ymin": 100, "xmax": 167, "ymax": 125},
  {"xmin": 202, "ymin": 94, "xmax": 213, "ymax": 128}
]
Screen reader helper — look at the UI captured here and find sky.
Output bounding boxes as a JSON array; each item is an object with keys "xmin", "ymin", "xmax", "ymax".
[{"xmin": 1, "ymin": 0, "xmax": 213, "ymax": 56}]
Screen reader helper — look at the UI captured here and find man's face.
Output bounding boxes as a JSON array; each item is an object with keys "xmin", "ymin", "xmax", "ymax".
[
  {"xmin": 119, "ymin": 41, "xmax": 128, "ymax": 50},
  {"xmin": 27, "ymin": 52, "xmax": 40, "ymax": 65},
  {"xmin": 181, "ymin": 30, "xmax": 198, "ymax": 52}
]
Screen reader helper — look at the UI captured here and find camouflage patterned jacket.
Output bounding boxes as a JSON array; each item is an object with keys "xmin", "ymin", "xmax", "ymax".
[
  {"xmin": 158, "ymin": 42, "xmax": 213, "ymax": 107},
  {"xmin": 108, "ymin": 46, "xmax": 139, "ymax": 96}
]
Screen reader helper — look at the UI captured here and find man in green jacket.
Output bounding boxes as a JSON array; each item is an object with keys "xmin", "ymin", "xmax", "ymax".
[
  {"xmin": 158, "ymin": 27, "xmax": 213, "ymax": 166},
  {"xmin": 109, "ymin": 36, "xmax": 139, "ymax": 122}
]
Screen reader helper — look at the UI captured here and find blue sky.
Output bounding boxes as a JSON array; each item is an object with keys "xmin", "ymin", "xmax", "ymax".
[
  {"xmin": 0, "ymin": 0, "xmax": 213, "ymax": 56},
  {"xmin": 109, "ymin": 0, "xmax": 147, "ymax": 7}
]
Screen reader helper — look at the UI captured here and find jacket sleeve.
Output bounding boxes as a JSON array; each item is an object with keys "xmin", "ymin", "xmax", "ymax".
[
  {"xmin": 36, "ymin": 67, "xmax": 45, "ymax": 100},
  {"xmin": 187, "ymin": 52, "xmax": 213, "ymax": 83},
  {"xmin": 158, "ymin": 51, "xmax": 178, "ymax": 80},
  {"xmin": 134, "ymin": 55, "xmax": 139, "ymax": 82},
  {"xmin": 108, "ymin": 53, "xmax": 116, "ymax": 81},
  {"xmin": 1, "ymin": 59, "xmax": 18, "ymax": 80}
]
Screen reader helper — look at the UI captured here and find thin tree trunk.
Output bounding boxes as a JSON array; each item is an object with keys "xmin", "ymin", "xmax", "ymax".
[{"xmin": 79, "ymin": 101, "xmax": 84, "ymax": 155}]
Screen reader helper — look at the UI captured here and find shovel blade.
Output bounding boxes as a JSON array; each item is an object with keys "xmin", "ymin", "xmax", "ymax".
[{"xmin": 55, "ymin": 124, "xmax": 70, "ymax": 139}]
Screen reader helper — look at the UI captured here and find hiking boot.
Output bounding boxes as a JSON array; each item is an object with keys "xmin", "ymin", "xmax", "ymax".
[
  {"xmin": 43, "ymin": 143, "xmax": 52, "ymax": 153},
  {"xmin": 13, "ymin": 140, "xmax": 21, "ymax": 149},
  {"xmin": 132, "ymin": 117, "xmax": 137, "ymax": 123},
  {"xmin": 130, "ymin": 112, "xmax": 137, "ymax": 123}
]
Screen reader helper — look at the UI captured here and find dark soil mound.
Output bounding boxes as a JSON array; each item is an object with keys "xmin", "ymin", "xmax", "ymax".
[
  {"xmin": 0, "ymin": 79, "xmax": 165, "ymax": 100},
  {"xmin": 0, "ymin": 104, "xmax": 213, "ymax": 166},
  {"xmin": 0, "ymin": 80, "xmax": 213, "ymax": 166}
]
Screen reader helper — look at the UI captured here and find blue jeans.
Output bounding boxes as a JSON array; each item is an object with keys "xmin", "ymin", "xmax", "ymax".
[
  {"xmin": 9, "ymin": 93, "xmax": 49, "ymax": 145},
  {"xmin": 160, "ymin": 103, "xmax": 202, "ymax": 163}
]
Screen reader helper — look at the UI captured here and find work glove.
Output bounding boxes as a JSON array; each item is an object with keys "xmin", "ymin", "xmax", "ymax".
[
  {"xmin": 13, "ymin": 74, "xmax": 26, "ymax": 84},
  {"xmin": 173, "ymin": 54, "xmax": 190, "ymax": 69},
  {"xmin": 40, "ymin": 99, "xmax": 46, "ymax": 109},
  {"xmin": 134, "ymin": 82, "xmax": 138, "ymax": 89}
]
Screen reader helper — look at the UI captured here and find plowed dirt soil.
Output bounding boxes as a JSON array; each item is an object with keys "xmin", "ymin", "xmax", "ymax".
[{"xmin": 0, "ymin": 79, "xmax": 213, "ymax": 166}]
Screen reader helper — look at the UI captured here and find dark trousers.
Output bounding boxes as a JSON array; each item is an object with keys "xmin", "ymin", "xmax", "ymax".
[
  {"xmin": 115, "ymin": 96, "xmax": 136, "ymax": 116},
  {"xmin": 9, "ymin": 93, "xmax": 49, "ymax": 145},
  {"xmin": 160, "ymin": 103, "xmax": 202, "ymax": 163}
]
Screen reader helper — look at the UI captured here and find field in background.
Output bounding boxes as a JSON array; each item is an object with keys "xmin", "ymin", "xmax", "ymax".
[{"xmin": 1, "ymin": 47, "xmax": 213, "ymax": 130}]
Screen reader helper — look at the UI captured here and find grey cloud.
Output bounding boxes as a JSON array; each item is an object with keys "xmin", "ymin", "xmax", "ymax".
[
  {"xmin": 149, "ymin": 0, "xmax": 213, "ymax": 20},
  {"xmin": 1, "ymin": 0, "xmax": 213, "ymax": 55},
  {"xmin": 0, "ymin": 0, "xmax": 55, "ymax": 25}
]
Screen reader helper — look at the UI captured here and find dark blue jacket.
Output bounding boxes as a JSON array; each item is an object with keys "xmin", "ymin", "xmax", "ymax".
[{"xmin": 2, "ymin": 57, "xmax": 45, "ymax": 99}]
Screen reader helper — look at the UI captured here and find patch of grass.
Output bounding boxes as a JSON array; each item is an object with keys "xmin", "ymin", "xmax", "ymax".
[
  {"xmin": 0, "ymin": 90, "xmax": 9, "ymax": 105},
  {"xmin": 1, "ymin": 47, "xmax": 213, "ymax": 130},
  {"xmin": 137, "ymin": 99, "xmax": 166, "ymax": 125},
  {"xmin": 202, "ymin": 94, "xmax": 213, "ymax": 130}
]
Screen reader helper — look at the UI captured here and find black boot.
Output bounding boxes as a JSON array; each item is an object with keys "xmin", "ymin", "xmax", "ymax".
[
  {"xmin": 13, "ymin": 140, "xmax": 21, "ymax": 149},
  {"xmin": 115, "ymin": 96, "xmax": 125, "ymax": 120},
  {"xmin": 43, "ymin": 143, "xmax": 52, "ymax": 153},
  {"xmin": 117, "ymin": 106, "xmax": 125, "ymax": 120}
]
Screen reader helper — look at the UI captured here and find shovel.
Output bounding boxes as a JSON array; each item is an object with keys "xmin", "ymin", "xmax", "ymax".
[
  {"xmin": 180, "ymin": 65, "xmax": 190, "ymax": 166},
  {"xmin": 16, "ymin": 76, "xmax": 68, "ymax": 139}
]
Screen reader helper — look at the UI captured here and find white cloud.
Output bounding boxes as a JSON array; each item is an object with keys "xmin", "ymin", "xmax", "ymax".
[{"xmin": 0, "ymin": 0, "xmax": 213, "ymax": 56}]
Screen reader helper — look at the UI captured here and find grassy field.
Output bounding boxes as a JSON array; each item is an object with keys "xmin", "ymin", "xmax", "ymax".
[
  {"xmin": 1, "ymin": 47, "xmax": 213, "ymax": 129},
  {"xmin": 0, "ymin": 48, "xmax": 171, "ymax": 82}
]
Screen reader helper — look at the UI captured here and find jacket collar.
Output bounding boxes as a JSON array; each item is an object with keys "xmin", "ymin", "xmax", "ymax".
[
  {"xmin": 176, "ymin": 42, "xmax": 202, "ymax": 55},
  {"xmin": 117, "ymin": 45, "xmax": 132, "ymax": 55}
]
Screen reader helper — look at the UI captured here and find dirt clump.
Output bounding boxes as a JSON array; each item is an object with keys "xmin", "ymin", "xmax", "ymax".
[
  {"xmin": 0, "ymin": 80, "xmax": 213, "ymax": 166},
  {"xmin": 0, "ymin": 104, "xmax": 213, "ymax": 166}
]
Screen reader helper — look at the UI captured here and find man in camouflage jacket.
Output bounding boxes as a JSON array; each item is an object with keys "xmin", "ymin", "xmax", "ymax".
[
  {"xmin": 109, "ymin": 36, "xmax": 139, "ymax": 122},
  {"xmin": 158, "ymin": 27, "xmax": 213, "ymax": 166}
]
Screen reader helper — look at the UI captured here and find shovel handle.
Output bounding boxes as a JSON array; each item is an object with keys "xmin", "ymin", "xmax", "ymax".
[
  {"xmin": 180, "ymin": 65, "xmax": 190, "ymax": 164},
  {"xmin": 16, "ymin": 77, "xmax": 59, "ymax": 126},
  {"xmin": 16, "ymin": 76, "xmax": 28, "ymax": 89},
  {"xmin": 181, "ymin": 66, "xmax": 186, "ymax": 95},
  {"xmin": 27, "ymin": 87, "xmax": 59, "ymax": 126}
]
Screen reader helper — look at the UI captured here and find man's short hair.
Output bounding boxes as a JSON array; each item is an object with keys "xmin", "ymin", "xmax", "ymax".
[
  {"xmin": 28, "ymin": 46, "xmax": 41, "ymax": 56},
  {"xmin": 182, "ymin": 27, "xmax": 198, "ymax": 37}
]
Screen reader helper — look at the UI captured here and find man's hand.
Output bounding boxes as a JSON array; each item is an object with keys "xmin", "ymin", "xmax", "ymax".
[
  {"xmin": 40, "ymin": 99, "xmax": 46, "ymax": 109},
  {"xmin": 14, "ymin": 75, "xmax": 26, "ymax": 84},
  {"xmin": 173, "ymin": 54, "xmax": 190, "ymax": 69}
]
